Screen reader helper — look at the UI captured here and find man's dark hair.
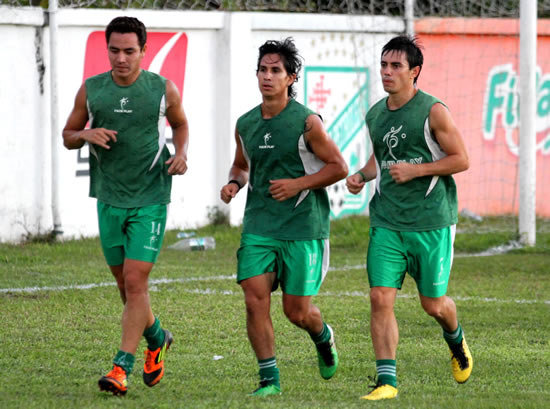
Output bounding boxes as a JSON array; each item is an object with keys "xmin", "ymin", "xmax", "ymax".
[
  {"xmin": 256, "ymin": 38, "xmax": 302, "ymax": 99},
  {"xmin": 105, "ymin": 17, "xmax": 147, "ymax": 50},
  {"xmin": 382, "ymin": 35, "xmax": 424, "ymax": 84}
]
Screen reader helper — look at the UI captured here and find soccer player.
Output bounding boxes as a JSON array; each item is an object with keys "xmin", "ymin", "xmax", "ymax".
[
  {"xmin": 220, "ymin": 38, "xmax": 348, "ymax": 396},
  {"xmin": 62, "ymin": 16, "xmax": 189, "ymax": 395},
  {"xmin": 346, "ymin": 35, "xmax": 472, "ymax": 400}
]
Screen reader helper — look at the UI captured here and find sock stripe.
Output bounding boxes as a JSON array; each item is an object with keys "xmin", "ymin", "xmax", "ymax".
[
  {"xmin": 443, "ymin": 323, "xmax": 464, "ymax": 345},
  {"xmin": 258, "ymin": 357, "xmax": 277, "ymax": 369},
  {"xmin": 377, "ymin": 366, "xmax": 396, "ymax": 372},
  {"xmin": 376, "ymin": 364, "xmax": 396, "ymax": 371},
  {"xmin": 376, "ymin": 364, "xmax": 396, "ymax": 370},
  {"xmin": 445, "ymin": 328, "xmax": 461, "ymax": 339}
]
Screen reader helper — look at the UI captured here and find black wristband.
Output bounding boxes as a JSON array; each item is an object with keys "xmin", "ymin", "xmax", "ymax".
[{"xmin": 228, "ymin": 179, "xmax": 243, "ymax": 190}]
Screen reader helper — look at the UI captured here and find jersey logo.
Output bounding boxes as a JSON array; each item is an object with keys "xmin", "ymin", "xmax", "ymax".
[
  {"xmin": 259, "ymin": 133, "xmax": 275, "ymax": 149},
  {"xmin": 380, "ymin": 125, "xmax": 424, "ymax": 170},
  {"xmin": 382, "ymin": 125, "xmax": 406, "ymax": 160},
  {"xmin": 114, "ymin": 97, "xmax": 133, "ymax": 114}
]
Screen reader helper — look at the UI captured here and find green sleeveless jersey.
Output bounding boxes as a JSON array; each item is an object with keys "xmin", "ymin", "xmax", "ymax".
[
  {"xmin": 85, "ymin": 70, "xmax": 172, "ymax": 208},
  {"xmin": 366, "ymin": 90, "xmax": 458, "ymax": 231},
  {"xmin": 237, "ymin": 99, "xmax": 330, "ymax": 240}
]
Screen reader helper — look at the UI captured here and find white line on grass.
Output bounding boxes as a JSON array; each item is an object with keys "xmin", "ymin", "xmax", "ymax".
[
  {"xmin": 0, "ymin": 274, "xmax": 236, "ymax": 294},
  {"xmin": 0, "ymin": 267, "xmax": 357, "ymax": 294},
  {"xmin": 0, "ymin": 248, "xmax": 517, "ymax": 296},
  {"xmin": 1, "ymin": 269, "xmax": 548, "ymax": 305},
  {"xmin": 178, "ymin": 288, "xmax": 550, "ymax": 305}
]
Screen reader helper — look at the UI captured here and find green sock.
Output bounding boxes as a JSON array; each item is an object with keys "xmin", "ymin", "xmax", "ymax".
[
  {"xmin": 113, "ymin": 350, "xmax": 135, "ymax": 375},
  {"xmin": 258, "ymin": 357, "xmax": 280, "ymax": 388},
  {"xmin": 443, "ymin": 323, "xmax": 464, "ymax": 346},
  {"xmin": 143, "ymin": 317, "xmax": 165, "ymax": 350},
  {"xmin": 376, "ymin": 359, "xmax": 397, "ymax": 387},
  {"xmin": 310, "ymin": 322, "xmax": 330, "ymax": 345}
]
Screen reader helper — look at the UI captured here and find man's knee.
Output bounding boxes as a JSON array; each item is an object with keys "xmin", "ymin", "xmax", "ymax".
[
  {"xmin": 241, "ymin": 273, "xmax": 274, "ymax": 313},
  {"xmin": 244, "ymin": 293, "xmax": 265, "ymax": 312},
  {"xmin": 283, "ymin": 307, "xmax": 308, "ymax": 327},
  {"xmin": 421, "ymin": 297, "xmax": 446, "ymax": 319},
  {"xmin": 370, "ymin": 287, "xmax": 396, "ymax": 311},
  {"xmin": 121, "ymin": 260, "xmax": 153, "ymax": 298},
  {"xmin": 242, "ymin": 285, "xmax": 271, "ymax": 317},
  {"xmin": 123, "ymin": 272, "xmax": 148, "ymax": 297}
]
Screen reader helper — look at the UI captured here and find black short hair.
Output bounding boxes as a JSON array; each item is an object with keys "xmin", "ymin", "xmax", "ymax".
[
  {"xmin": 105, "ymin": 16, "xmax": 147, "ymax": 50},
  {"xmin": 257, "ymin": 37, "xmax": 302, "ymax": 99},
  {"xmin": 382, "ymin": 35, "xmax": 424, "ymax": 84}
]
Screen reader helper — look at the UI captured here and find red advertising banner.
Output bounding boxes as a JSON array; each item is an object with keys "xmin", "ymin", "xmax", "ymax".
[{"xmin": 416, "ymin": 18, "xmax": 550, "ymax": 217}]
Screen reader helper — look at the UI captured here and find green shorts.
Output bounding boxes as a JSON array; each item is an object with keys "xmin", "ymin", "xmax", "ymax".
[
  {"xmin": 237, "ymin": 233, "xmax": 329, "ymax": 296},
  {"xmin": 366, "ymin": 226, "xmax": 456, "ymax": 297},
  {"xmin": 97, "ymin": 201, "xmax": 168, "ymax": 266}
]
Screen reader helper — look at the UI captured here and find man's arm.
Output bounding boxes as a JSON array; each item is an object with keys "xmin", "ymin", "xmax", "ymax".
[
  {"xmin": 345, "ymin": 154, "xmax": 376, "ymax": 195},
  {"xmin": 268, "ymin": 114, "xmax": 348, "ymax": 202},
  {"xmin": 164, "ymin": 79, "xmax": 189, "ymax": 175},
  {"xmin": 62, "ymin": 83, "xmax": 118, "ymax": 150},
  {"xmin": 220, "ymin": 128, "xmax": 249, "ymax": 204},
  {"xmin": 389, "ymin": 102, "xmax": 469, "ymax": 184}
]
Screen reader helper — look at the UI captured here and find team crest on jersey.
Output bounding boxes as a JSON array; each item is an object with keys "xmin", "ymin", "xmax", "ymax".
[
  {"xmin": 380, "ymin": 125, "xmax": 424, "ymax": 170},
  {"xmin": 259, "ymin": 132, "xmax": 275, "ymax": 149},
  {"xmin": 383, "ymin": 125, "xmax": 406, "ymax": 160},
  {"xmin": 114, "ymin": 97, "xmax": 133, "ymax": 114}
]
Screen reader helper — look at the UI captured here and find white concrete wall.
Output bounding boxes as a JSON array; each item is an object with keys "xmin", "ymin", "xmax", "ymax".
[
  {"xmin": 0, "ymin": 6, "xmax": 403, "ymax": 242},
  {"xmin": 0, "ymin": 7, "xmax": 51, "ymax": 242}
]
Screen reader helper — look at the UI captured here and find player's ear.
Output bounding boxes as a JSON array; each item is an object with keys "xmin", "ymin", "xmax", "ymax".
[
  {"xmin": 287, "ymin": 73, "xmax": 297, "ymax": 85},
  {"xmin": 141, "ymin": 43, "xmax": 147, "ymax": 55},
  {"xmin": 410, "ymin": 65, "xmax": 420, "ymax": 80}
]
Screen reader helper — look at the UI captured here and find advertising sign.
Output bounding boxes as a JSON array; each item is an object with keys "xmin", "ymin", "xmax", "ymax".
[
  {"xmin": 304, "ymin": 66, "xmax": 371, "ymax": 218},
  {"xmin": 418, "ymin": 27, "xmax": 550, "ymax": 217}
]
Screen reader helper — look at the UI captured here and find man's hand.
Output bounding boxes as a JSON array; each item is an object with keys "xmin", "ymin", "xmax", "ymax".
[
  {"xmin": 80, "ymin": 128, "xmax": 117, "ymax": 149},
  {"xmin": 166, "ymin": 154, "xmax": 188, "ymax": 175},
  {"xmin": 269, "ymin": 179, "xmax": 302, "ymax": 202},
  {"xmin": 345, "ymin": 173, "xmax": 365, "ymax": 195},
  {"xmin": 389, "ymin": 162, "xmax": 418, "ymax": 184},
  {"xmin": 220, "ymin": 183, "xmax": 240, "ymax": 204}
]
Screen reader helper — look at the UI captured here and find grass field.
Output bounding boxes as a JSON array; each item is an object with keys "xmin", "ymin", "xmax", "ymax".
[{"xmin": 1, "ymin": 216, "xmax": 549, "ymax": 409}]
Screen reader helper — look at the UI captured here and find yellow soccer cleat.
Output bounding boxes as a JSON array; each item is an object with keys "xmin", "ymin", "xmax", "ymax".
[
  {"xmin": 360, "ymin": 383, "xmax": 398, "ymax": 401},
  {"xmin": 449, "ymin": 336, "xmax": 473, "ymax": 383}
]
